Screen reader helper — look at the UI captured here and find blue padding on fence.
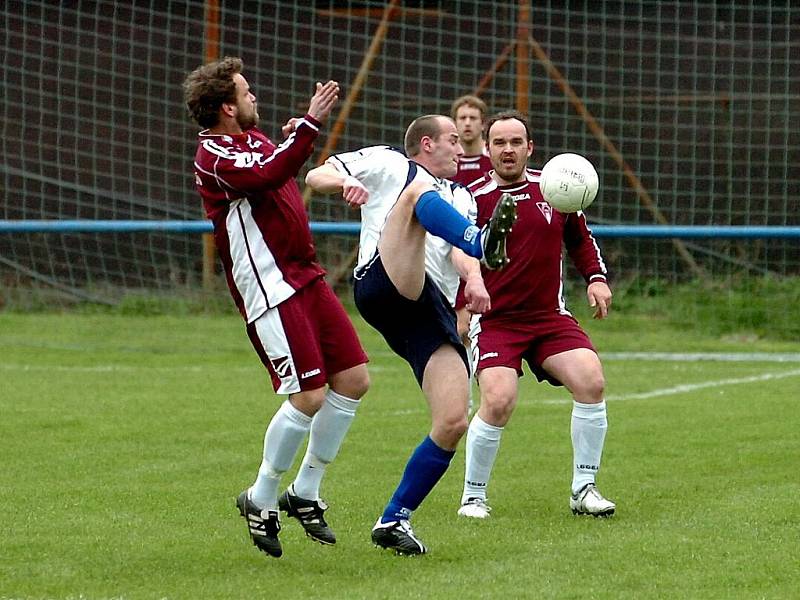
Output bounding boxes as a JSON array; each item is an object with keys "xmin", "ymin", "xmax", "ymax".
[{"xmin": 0, "ymin": 220, "xmax": 799, "ymax": 238}]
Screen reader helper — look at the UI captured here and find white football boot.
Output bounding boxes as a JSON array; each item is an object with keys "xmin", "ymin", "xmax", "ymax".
[
  {"xmin": 570, "ymin": 483, "xmax": 615, "ymax": 517},
  {"xmin": 457, "ymin": 497, "xmax": 492, "ymax": 519}
]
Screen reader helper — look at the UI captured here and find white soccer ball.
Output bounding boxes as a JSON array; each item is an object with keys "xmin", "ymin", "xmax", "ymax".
[{"xmin": 539, "ymin": 153, "xmax": 599, "ymax": 213}]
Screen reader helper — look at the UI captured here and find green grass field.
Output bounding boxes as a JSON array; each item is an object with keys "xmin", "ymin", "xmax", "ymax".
[{"xmin": 2, "ymin": 311, "xmax": 799, "ymax": 599}]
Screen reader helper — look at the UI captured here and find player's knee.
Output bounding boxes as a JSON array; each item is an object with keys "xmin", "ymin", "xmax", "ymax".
[
  {"xmin": 573, "ymin": 371, "xmax": 605, "ymax": 402},
  {"xmin": 331, "ymin": 364, "xmax": 370, "ymax": 399},
  {"xmin": 479, "ymin": 382, "xmax": 517, "ymax": 422},
  {"xmin": 400, "ymin": 181, "xmax": 432, "ymax": 207},
  {"xmin": 344, "ymin": 367, "xmax": 370, "ymax": 399},
  {"xmin": 290, "ymin": 387, "xmax": 327, "ymax": 415},
  {"xmin": 482, "ymin": 394, "xmax": 516, "ymax": 424},
  {"xmin": 435, "ymin": 412, "xmax": 469, "ymax": 446}
]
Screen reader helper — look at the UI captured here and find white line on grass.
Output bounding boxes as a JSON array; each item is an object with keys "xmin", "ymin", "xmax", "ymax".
[
  {"xmin": 538, "ymin": 368, "xmax": 800, "ymax": 405},
  {"xmin": 374, "ymin": 367, "xmax": 800, "ymax": 416},
  {"xmin": 0, "ymin": 363, "xmax": 400, "ymax": 374},
  {"xmin": 602, "ymin": 352, "xmax": 800, "ymax": 362}
]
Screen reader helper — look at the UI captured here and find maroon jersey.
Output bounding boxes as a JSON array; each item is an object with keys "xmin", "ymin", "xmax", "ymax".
[
  {"xmin": 469, "ymin": 168, "xmax": 607, "ymax": 320},
  {"xmin": 192, "ymin": 116, "xmax": 325, "ymax": 323},
  {"xmin": 452, "ymin": 152, "xmax": 493, "ymax": 186}
]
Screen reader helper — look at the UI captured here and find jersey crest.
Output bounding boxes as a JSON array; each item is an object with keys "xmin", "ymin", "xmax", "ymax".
[{"xmin": 536, "ymin": 201, "xmax": 553, "ymax": 224}]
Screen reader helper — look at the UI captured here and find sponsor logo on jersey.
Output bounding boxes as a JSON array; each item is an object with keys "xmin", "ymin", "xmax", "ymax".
[
  {"xmin": 300, "ymin": 368, "xmax": 321, "ymax": 379},
  {"xmin": 510, "ymin": 192, "xmax": 531, "ymax": 202},
  {"xmin": 233, "ymin": 151, "xmax": 266, "ymax": 168},
  {"xmin": 463, "ymin": 225, "xmax": 479, "ymax": 243},
  {"xmin": 479, "ymin": 351, "xmax": 498, "ymax": 360},
  {"xmin": 536, "ymin": 201, "xmax": 553, "ymax": 224},
  {"xmin": 460, "ymin": 163, "xmax": 481, "ymax": 170},
  {"xmin": 270, "ymin": 356, "xmax": 293, "ymax": 378}
]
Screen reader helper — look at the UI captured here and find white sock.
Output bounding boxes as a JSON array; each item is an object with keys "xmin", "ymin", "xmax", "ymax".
[
  {"xmin": 465, "ymin": 342, "xmax": 475, "ymax": 415},
  {"xmin": 461, "ymin": 413, "xmax": 504, "ymax": 503},
  {"xmin": 571, "ymin": 400, "xmax": 608, "ymax": 494},
  {"xmin": 291, "ymin": 390, "xmax": 360, "ymax": 500},
  {"xmin": 250, "ymin": 400, "xmax": 312, "ymax": 509}
]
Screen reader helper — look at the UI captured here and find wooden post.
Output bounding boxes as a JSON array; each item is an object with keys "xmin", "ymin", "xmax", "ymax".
[
  {"xmin": 473, "ymin": 42, "xmax": 514, "ymax": 96},
  {"xmin": 515, "ymin": 0, "xmax": 531, "ymax": 114},
  {"xmin": 528, "ymin": 32, "xmax": 704, "ymax": 278},
  {"xmin": 302, "ymin": 0, "xmax": 400, "ymax": 206},
  {"xmin": 201, "ymin": 0, "xmax": 220, "ymax": 292}
]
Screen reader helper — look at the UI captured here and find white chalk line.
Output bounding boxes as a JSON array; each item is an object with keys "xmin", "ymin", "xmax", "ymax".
[
  {"xmin": 2, "ymin": 352, "xmax": 798, "ymax": 375},
  {"xmin": 540, "ymin": 367, "xmax": 800, "ymax": 405},
  {"xmin": 601, "ymin": 352, "xmax": 800, "ymax": 363},
  {"xmin": 3, "ymin": 355, "xmax": 798, "ymax": 414},
  {"xmin": 0, "ymin": 363, "xmax": 398, "ymax": 374}
]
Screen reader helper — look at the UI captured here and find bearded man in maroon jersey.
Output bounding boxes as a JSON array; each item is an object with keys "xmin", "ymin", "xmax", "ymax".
[
  {"xmin": 457, "ymin": 111, "xmax": 616, "ymax": 520},
  {"xmin": 184, "ymin": 57, "xmax": 369, "ymax": 559}
]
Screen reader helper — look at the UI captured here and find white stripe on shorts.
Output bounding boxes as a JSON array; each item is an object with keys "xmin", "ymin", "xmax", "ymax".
[{"xmin": 253, "ymin": 308, "xmax": 300, "ymax": 395}]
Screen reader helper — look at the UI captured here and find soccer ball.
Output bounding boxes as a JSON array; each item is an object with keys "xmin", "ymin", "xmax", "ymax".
[{"xmin": 539, "ymin": 153, "xmax": 599, "ymax": 213}]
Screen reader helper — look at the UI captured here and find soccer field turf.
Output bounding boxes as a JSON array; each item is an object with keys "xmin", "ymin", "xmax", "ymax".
[{"xmin": 1, "ymin": 312, "xmax": 799, "ymax": 599}]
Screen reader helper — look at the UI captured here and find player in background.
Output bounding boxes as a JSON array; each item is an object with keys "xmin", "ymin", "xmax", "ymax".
[
  {"xmin": 450, "ymin": 95, "xmax": 493, "ymax": 187},
  {"xmin": 457, "ymin": 111, "xmax": 615, "ymax": 520},
  {"xmin": 450, "ymin": 95, "xmax": 494, "ymax": 404},
  {"xmin": 305, "ymin": 114, "xmax": 517, "ymax": 555},
  {"xmin": 184, "ymin": 57, "xmax": 369, "ymax": 559}
]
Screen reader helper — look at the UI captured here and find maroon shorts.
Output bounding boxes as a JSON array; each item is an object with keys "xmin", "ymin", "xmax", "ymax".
[
  {"xmin": 471, "ymin": 312, "xmax": 595, "ymax": 386},
  {"xmin": 246, "ymin": 277, "xmax": 368, "ymax": 394}
]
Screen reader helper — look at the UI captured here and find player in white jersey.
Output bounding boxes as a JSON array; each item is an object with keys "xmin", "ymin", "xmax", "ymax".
[{"xmin": 306, "ymin": 114, "xmax": 517, "ymax": 554}]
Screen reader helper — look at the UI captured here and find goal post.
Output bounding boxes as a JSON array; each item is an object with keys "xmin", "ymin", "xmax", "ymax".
[{"xmin": 1, "ymin": 1, "xmax": 797, "ymax": 335}]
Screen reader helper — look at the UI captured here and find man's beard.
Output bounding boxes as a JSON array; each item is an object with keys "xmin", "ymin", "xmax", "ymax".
[{"xmin": 237, "ymin": 109, "xmax": 259, "ymax": 130}]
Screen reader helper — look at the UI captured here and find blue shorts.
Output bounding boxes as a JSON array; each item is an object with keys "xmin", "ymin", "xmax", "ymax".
[{"xmin": 353, "ymin": 254, "xmax": 468, "ymax": 386}]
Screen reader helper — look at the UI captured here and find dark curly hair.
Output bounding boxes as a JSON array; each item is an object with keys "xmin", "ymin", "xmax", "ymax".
[{"xmin": 183, "ymin": 56, "xmax": 243, "ymax": 129}]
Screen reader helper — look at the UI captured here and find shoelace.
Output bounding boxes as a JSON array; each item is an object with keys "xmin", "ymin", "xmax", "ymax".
[
  {"xmin": 583, "ymin": 486, "xmax": 610, "ymax": 506},
  {"xmin": 465, "ymin": 499, "xmax": 492, "ymax": 512},
  {"xmin": 397, "ymin": 520, "xmax": 421, "ymax": 538}
]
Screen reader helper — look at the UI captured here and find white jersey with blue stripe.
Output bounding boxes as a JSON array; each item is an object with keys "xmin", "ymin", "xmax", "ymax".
[{"xmin": 327, "ymin": 145, "xmax": 476, "ymax": 305}]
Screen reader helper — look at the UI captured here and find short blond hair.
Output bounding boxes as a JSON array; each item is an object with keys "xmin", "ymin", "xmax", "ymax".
[
  {"xmin": 404, "ymin": 115, "xmax": 445, "ymax": 157},
  {"xmin": 450, "ymin": 94, "xmax": 487, "ymax": 121}
]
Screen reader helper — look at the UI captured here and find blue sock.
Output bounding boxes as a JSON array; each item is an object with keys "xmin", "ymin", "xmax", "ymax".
[
  {"xmin": 381, "ymin": 436, "xmax": 456, "ymax": 523},
  {"xmin": 414, "ymin": 190, "xmax": 482, "ymax": 258}
]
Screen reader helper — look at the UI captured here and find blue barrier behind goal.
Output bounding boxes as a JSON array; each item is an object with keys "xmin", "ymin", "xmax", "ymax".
[{"xmin": 1, "ymin": 221, "xmax": 799, "ymax": 239}]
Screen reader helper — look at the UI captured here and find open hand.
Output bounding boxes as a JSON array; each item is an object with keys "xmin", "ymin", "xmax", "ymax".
[{"xmin": 307, "ymin": 80, "xmax": 340, "ymax": 124}]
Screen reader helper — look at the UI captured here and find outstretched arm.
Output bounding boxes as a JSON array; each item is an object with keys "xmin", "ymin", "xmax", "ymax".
[
  {"xmin": 306, "ymin": 163, "xmax": 369, "ymax": 207},
  {"xmin": 281, "ymin": 80, "xmax": 340, "ymax": 137}
]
